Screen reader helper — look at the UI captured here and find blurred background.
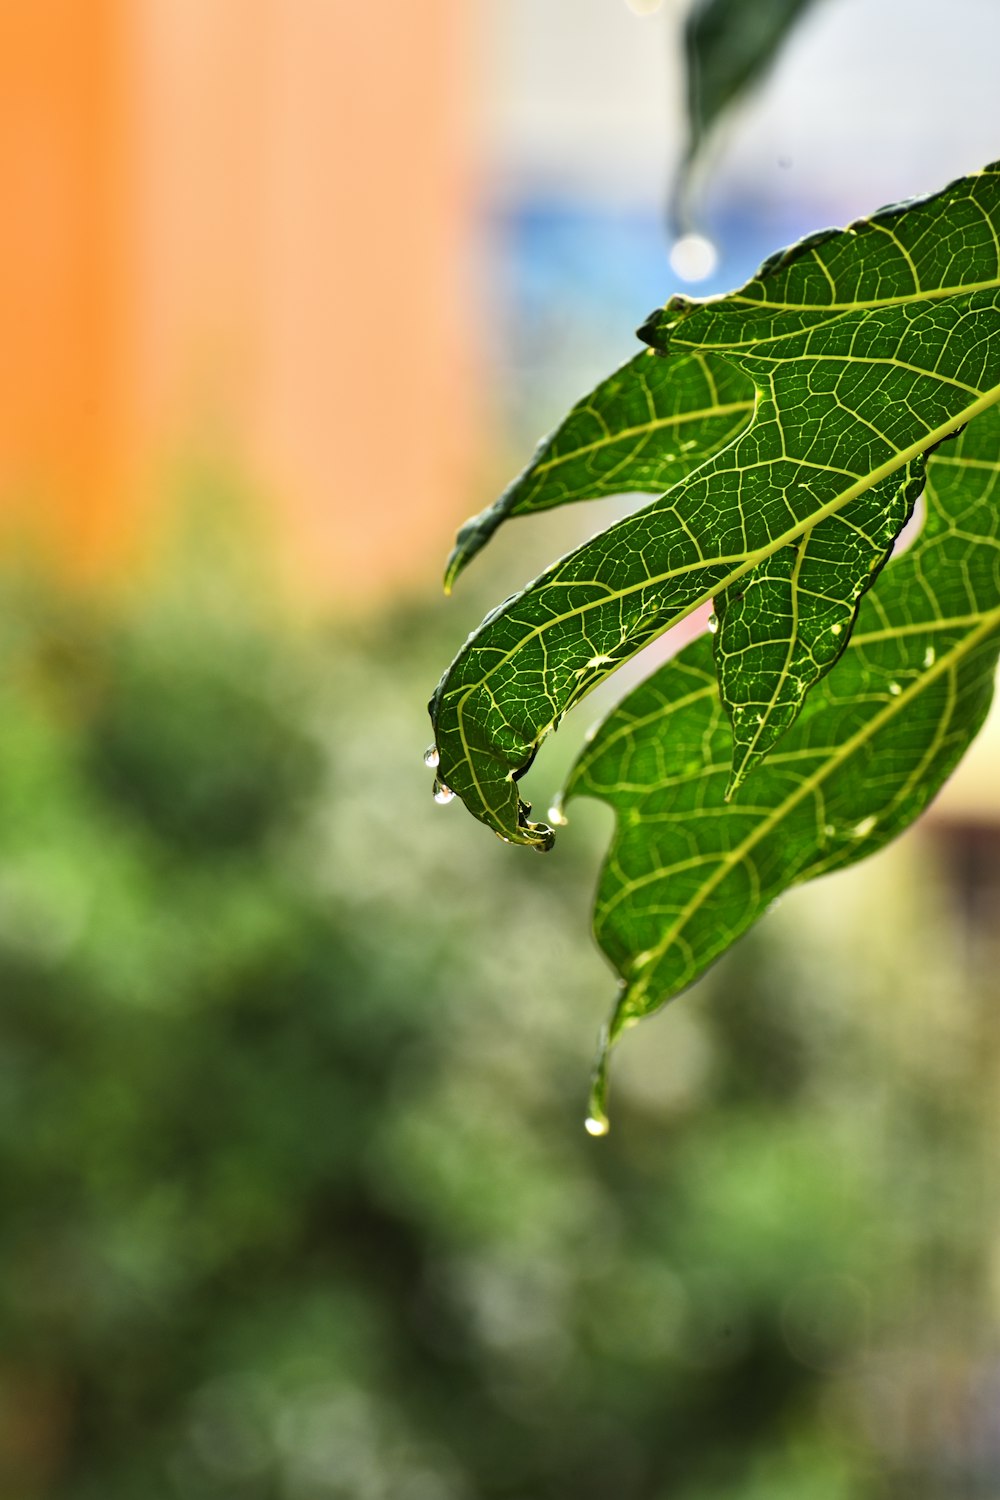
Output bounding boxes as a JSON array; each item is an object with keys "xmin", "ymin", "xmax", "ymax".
[{"xmin": 1, "ymin": 1, "xmax": 1000, "ymax": 1495}]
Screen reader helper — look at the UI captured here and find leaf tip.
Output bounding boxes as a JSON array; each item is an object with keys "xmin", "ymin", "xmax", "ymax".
[
  {"xmin": 724, "ymin": 765, "xmax": 746, "ymax": 802},
  {"xmin": 528, "ymin": 819, "xmax": 557, "ymax": 853},
  {"xmin": 585, "ymin": 989, "xmax": 641, "ymax": 1137},
  {"xmin": 512, "ymin": 796, "xmax": 557, "ymax": 852},
  {"xmin": 442, "ymin": 550, "xmax": 462, "ymax": 596},
  {"xmin": 724, "ymin": 741, "xmax": 755, "ymax": 801},
  {"xmin": 637, "ymin": 295, "xmax": 697, "ymax": 354},
  {"xmin": 443, "ymin": 511, "xmax": 491, "ymax": 595},
  {"xmin": 586, "ymin": 1026, "xmax": 613, "ymax": 1138}
]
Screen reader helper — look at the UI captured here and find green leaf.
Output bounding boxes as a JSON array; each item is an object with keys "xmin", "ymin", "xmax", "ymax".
[
  {"xmin": 676, "ymin": 0, "xmax": 823, "ymax": 222},
  {"xmin": 444, "ymin": 349, "xmax": 754, "ymax": 591},
  {"xmin": 567, "ymin": 402, "xmax": 1000, "ymax": 1130},
  {"xmin": 429, "ymin": 164, "xmax": 1000, "ymax": 849},
  {"xmin": 715, "ymin": 455, "xmax": 926, "ymax": 795}
]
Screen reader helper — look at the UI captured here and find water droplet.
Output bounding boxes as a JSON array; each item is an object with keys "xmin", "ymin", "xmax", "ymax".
[
  {"xmin": 830, "ymin": 623, "xmax": 843, "ymax": 636},
  {"xmin": 707, "ymin": 613, "xmax": 719, "ymax": 635},
  {"xmin": 888, "ymin": 681, "xmax": 902, "ymax": 696},
  {"xmin": 852, "ymin": 815, "xmax": 877, "ymax": 838},
  {"xmin": 433, "ymin": 780, "xmax": 455, "ymax": 805},
  {"xmin": 423, "ymin": 744, "xmax": 440, "ymax": 769},
  {"xmin": 584, "ymin": 1114, "xmax": 610, "ymax": 1137},
  {"xmin": 923, "ymin": 646, "xmax": 936, "ymax": 668},
  {"xmin": 548, "ymin": 799, "xmax": 569, "ymax": 827},
  {"xmin": 669, "ymin": 233, "xmax": 719, "ymax": 284}
]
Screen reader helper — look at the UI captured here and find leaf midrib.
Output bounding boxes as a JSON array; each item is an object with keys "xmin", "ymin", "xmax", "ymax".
[
  {"xmin": 726, "ymin": 273, "xmax": 1000, "ymax": 315},
  {"xmin": 526, "ymin": 399, "xmax": 753, "ymax": 482},
  {"xmin": 445, "ymin": 382, "xmax": 1000, "ymax": 791},
  {"xmin": 672, "ymin": 284, "xmax": 1000, "ymax": 355},
  {"xmin": 621, "ymin": 598, "xmax": 1000, "ymax": 1005}
]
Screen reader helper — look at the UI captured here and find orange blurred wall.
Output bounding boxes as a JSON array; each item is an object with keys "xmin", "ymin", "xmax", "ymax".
[
  {"xmin": 0, "ymin": 0, "xmax": 478, "ymax": 602},
  {"xmin": 0, "ymin": 1, "xmax": 128, "ymax": 570}
]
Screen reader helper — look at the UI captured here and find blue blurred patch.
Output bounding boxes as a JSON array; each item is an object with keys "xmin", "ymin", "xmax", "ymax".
[{"xmin": 488, "ymin": 193, "xmax": 838, "ymax": 443}]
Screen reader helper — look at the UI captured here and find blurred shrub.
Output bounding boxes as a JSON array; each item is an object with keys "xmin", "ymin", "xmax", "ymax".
[{"xmin": 0, "ymin": 565, "xmax": 992, "ymax": 1499}]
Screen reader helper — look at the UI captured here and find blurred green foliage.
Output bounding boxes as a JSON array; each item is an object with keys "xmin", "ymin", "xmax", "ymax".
[{"xmin": 0, "ymin": 557, "xmax": 995, "ymax": 1498}]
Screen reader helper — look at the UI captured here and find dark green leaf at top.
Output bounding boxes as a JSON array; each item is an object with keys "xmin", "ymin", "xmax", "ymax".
[{"xmin": 676, "ymin": 0, "xmax": 824, "ymax": 224}]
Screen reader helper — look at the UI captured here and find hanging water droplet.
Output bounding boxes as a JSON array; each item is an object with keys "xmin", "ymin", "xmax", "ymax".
[
  {"xmin": 669, "ymin": 233, "xmax": 718, "ymax": 284},
  {"xmin": 433, "ymin": 780, "xmax": 455, "ymax": 805},
  {"xmin": 584, "ymin": 1114, "xmax": 610, "ymax": 1137},
  {"xmin": 707, "ymin": 613, "xmax": 719, "ymax": 635},
  {"xmin": 888, "ymin": 681, "xmax": 902, "ymax": 696},
  {"xmin": 423, "ymin": 744, "xmax": 440, "ymax": 769},
  {"xmin": 548, "ymin": 799, "xmax": 569, "ymax": 828}
]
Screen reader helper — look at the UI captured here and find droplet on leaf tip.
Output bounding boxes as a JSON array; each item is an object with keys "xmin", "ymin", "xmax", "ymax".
[
  {"xmin": 548, "ymin": 799, "xmax": 569, "ymax": 828},
  {"xmin": 423, "ymin": 744, "xmax": 440, "ymax": 769},
  {"xmin": 433, "ymin": 780, "xmax": 455, "ymax": 805},
  {"xmin": 584, "ymin": 1114, "xmax": 610, "ymax": 1137}
]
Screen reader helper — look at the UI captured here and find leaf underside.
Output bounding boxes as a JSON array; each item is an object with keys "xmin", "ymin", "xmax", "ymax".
[
  {"xmin": 429, "ymin": 160, "xmax": 1000, "ymax": 1121},
  {"xmin": 431, "ymin": 162, "xmax": 1000, "ymax": 851},
  {"xmin": 568, "ymin": 401, "xmax": 1000, "ymax": 1126},
  {"xmin": 715, "ymin": 454, "xmax": 926, "ymax": 796},
  {"xmin": 444, "ymin": 349, "xmax": 754, "ymax": 591}
]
